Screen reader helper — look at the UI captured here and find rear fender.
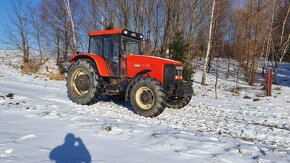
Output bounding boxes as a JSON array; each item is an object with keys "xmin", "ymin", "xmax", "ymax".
[{"xmin": 70, "ymin": 54, "xmax": 110, "ymax": 77}]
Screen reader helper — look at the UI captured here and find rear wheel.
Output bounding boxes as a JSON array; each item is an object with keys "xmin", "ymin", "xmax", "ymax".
[
  {"xmin": 166, "ymin": 96, "xmax": 192, "ymax": 109},
  {"xmin": 66, "ymin": 59, "xmax": 102, "ymax": 105},
  {"xmin": 130, "ymin": 78, "xmax": 166, "ymax": 117}
]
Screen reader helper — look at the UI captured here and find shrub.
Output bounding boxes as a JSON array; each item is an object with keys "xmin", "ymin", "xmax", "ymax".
[{"xmin": 169, "ymin": 31, "xmax": 193, "ymax": 81}]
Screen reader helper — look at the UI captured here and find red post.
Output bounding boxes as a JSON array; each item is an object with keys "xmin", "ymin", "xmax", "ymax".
[{"xmin": 265, "ymin": 69, "xmax": 272, "ymax": 96}]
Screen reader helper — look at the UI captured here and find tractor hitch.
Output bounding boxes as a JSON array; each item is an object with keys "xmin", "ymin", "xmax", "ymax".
[
  {"xmin": 175, "ymin": 81, "xmax": 194, "ymax": 97},
  {"xmin": 166, "ymin": 81, "xmax": 194, "ymax": 98}
]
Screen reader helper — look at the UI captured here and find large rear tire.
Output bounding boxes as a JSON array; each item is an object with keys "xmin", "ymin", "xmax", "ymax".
[
  {"xmin": 130, "ymin": 78, "xmax": 166, "ymax": 117},
  {"xmin": 66, "ymin": 59, "xmax": 102, "ymax": 105},
  {"xmin": 166, "ymin": 95, "xmax": 192, "ymax": 109}
]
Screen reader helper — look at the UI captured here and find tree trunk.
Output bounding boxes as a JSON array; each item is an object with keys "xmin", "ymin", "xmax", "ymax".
[
  {"xmin": 215, "ymin": 59, "xmax": 219, "ymax": 99},
  {"xmin": 273, "ymin": 5, "xmax": 290, "ymax": 83},
  {"xmin": 201, "ymin": 0, "xmax": 216, "ymax": 85},
  {"xmin": 64, "ymin": 0, "xmax": 77, "ymax": 52}
]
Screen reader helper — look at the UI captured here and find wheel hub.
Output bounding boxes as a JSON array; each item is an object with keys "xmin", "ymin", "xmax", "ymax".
[
  {"xmin": 135, "ymin": 86, "xmax": 155, "ymax": 110},
  {"xmin": 70, "ymin": 68, "xmax": 90, "ymax": 97},
  {"xmin": 75, "ymin": 74, "xmax": 89, "ymax": 92},
  {"xmin": 140, "ymin": 91, "xmax": 153, "ymax": 105}
]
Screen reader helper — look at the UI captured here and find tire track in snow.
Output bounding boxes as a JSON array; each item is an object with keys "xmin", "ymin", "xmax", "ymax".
[
  {"xmin": 160, "ymin": 103, "xmax": 290, "ymax": 148},
  {"xmin": 43, "ymin": 96, "xmax": 290, "ymax": 148}
]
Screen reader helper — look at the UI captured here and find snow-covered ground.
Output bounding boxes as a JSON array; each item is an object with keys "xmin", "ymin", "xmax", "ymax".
[{"xmin": 1, "ymin": 50, "xmax": 290, "ymax": 162}]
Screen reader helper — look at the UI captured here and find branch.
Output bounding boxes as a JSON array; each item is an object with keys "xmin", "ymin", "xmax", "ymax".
[{"xmin": 280, "ymin": 5, "xmax": 290, "ymax": 46}]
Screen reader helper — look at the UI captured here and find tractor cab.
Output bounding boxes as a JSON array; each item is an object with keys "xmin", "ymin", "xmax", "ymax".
[{"xmin": 88, "ymin": 29, "xmax": 143, "ymax": 77}]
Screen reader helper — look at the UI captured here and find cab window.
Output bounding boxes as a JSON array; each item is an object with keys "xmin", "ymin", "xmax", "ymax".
[
  {"xmin": 122, "ymin": 37, "xmax": 140, "ymax": 55},
  {"xmin": 103, "ymin": 35, "xmax": 120, "ymax": 75},
  {"xmin": 89, "ymin": 36, "xmax": 102, "ymax": 55}
]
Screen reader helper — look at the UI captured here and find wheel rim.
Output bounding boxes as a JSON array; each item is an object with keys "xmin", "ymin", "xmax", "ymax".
[
  {"xmin": 135, "ymin": 86, "xmax": 155, "ymax": 110},
  {"xmin": 70, "ymin": 68, "xmax": 90, "ymax": 97}
]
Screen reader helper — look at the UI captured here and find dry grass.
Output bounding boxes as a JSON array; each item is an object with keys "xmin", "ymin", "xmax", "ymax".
[
  {"xmin": 255, "ymin": 93, "xmax": 265, "ymax": 97},
  {"xmin": 273, "ymin": 87, "xmax": 282, "ymax": 91},
  {"xmin": 21, "ymin": 64, "xmax": 30, "ymax": 74},
  {"xmin": 20, "ymin": 58, "xmax": 49, "ymax": 74},
  {"xmin": 230, "ymin": 87, "xmax": 240, "ymax": 96},
  {"xmin": 49, "ymin": 73, "xmax": 65, "ymax": 80}
]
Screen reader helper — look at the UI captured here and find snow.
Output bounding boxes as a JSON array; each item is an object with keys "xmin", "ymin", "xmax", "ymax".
[{"xmin": 0, "ymin": 50, "xmax": 290, "ymax": 162}]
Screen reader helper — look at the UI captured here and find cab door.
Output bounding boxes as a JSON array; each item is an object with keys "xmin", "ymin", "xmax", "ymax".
[
  {"xmin": 103, "ymin": 35, "xmax": 120, "ymax": 76},
  {"xmin": 120, "ymin": 37, "xmax": 128, "ymax": 78}
]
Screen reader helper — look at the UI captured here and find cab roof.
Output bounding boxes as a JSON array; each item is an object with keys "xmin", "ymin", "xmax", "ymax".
[
  {"xmin": 89, "ymin": 29, "xmax": 143, "ymax": 39},
  {"xmin": 89, "ymin": 29, "xmax": 123, "ymax": 36}
]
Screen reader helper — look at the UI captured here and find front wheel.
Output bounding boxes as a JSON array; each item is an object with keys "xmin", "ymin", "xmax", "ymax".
[
  {"xmin": 166, "ymin": 96, "xmax": 192, "ymax": 109},
  {"xmin": 130, "ymin": 78, "xmax": 166, "ymax": 117}
]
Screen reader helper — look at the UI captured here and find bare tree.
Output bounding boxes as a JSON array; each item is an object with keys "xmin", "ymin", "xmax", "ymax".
[
  {"xmin": 215, "ymin": 58, "xmax": 219, "ymax": 99},
  {"xmin": 201, "ymin": 0, "xmax": 216, "ymax": 85},
  {"xmin": 28, "ymin": 1, "xmax": 49, "ymax": 64},
  {"xmin": 4, "ymin": 0, "xmax": 32, "ymax": 66},
  {"xmin": 264, "ymin": 0, "xmax": 277, "ymax": 71},
  {"xmin": 273, "ymin": 3, "xmax": 290, "ymax": 83},
  {"xmin": 4, "ymin": 0, "xmax": 288, "ymax": 88},
  {"xmin": 116, "ymin": 0, "xmax": 132, "ymax": 29},
  {"xmin": 63, "ymin": 0, "xmax": 77, "ymax": 52}
]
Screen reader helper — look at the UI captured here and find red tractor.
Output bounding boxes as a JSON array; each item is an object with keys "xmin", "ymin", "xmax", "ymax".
[{"xmin": 66, "ymin": 29, "xmax": 193, "ymax": 117}]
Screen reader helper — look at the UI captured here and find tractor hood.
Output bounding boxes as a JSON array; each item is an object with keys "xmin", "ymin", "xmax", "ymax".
[
  {"xmin": 127, "ymin": 55, "xmax": 182, "ymax": 66},
  {"xmin": 127, "ymin": 55, "xmax": 183, "ymax": 83}
]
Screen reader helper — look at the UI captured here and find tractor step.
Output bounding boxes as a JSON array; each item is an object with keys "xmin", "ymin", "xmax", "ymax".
[{"xmin": 103, "ymin": 84, "xmax": 120, "ymax": 94}]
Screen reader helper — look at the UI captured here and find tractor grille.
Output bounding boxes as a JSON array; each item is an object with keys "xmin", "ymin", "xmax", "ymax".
[{"xmin": 164, "ymin": 64, "xmax": 175, "ymax": 86}]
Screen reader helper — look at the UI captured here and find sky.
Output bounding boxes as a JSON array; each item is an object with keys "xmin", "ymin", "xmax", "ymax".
[
  {"xmin": 0, "ymin": 0, "xmax": 13, "ymax": 49},
  {"xmin": 0, "ymin": 0, "xmax": 247, "ymax": 50},
  {"xmin": 0, "ymin": 0, "xmax": 41, "ymax": 49}
]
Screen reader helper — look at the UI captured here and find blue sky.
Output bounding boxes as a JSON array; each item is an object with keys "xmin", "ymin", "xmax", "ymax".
[
  {"xmin": 0, "ymin": 0, "xmax": 41, "ymax": 49},
  {"xmin": 0, "ymin": 0, "xmax": 13, "ymax": 49},
  {"xmin": 0, "ymin": 0, "xmax": 246, "ymax": 50}
]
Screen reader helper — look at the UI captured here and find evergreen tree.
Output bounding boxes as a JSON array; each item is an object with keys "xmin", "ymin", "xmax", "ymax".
[{"xmin": 169, "ymin": 31, "xmax": 193, "ymax": 81}]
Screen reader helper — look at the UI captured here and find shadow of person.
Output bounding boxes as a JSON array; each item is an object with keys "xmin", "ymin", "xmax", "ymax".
[{"xmin": 49, "ymin": 133, "xmax": 91, "ymax": 163}]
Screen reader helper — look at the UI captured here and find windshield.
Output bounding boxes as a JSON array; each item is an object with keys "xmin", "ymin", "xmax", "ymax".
[{"xmin": 122, "ymin": 36, "xmax": 141, "ymax": 55}]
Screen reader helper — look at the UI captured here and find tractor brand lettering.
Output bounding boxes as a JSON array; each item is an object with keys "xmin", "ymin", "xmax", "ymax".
[{"xmin": 134, "ymin": 64, "xmax": 141, "ymax": 67}]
